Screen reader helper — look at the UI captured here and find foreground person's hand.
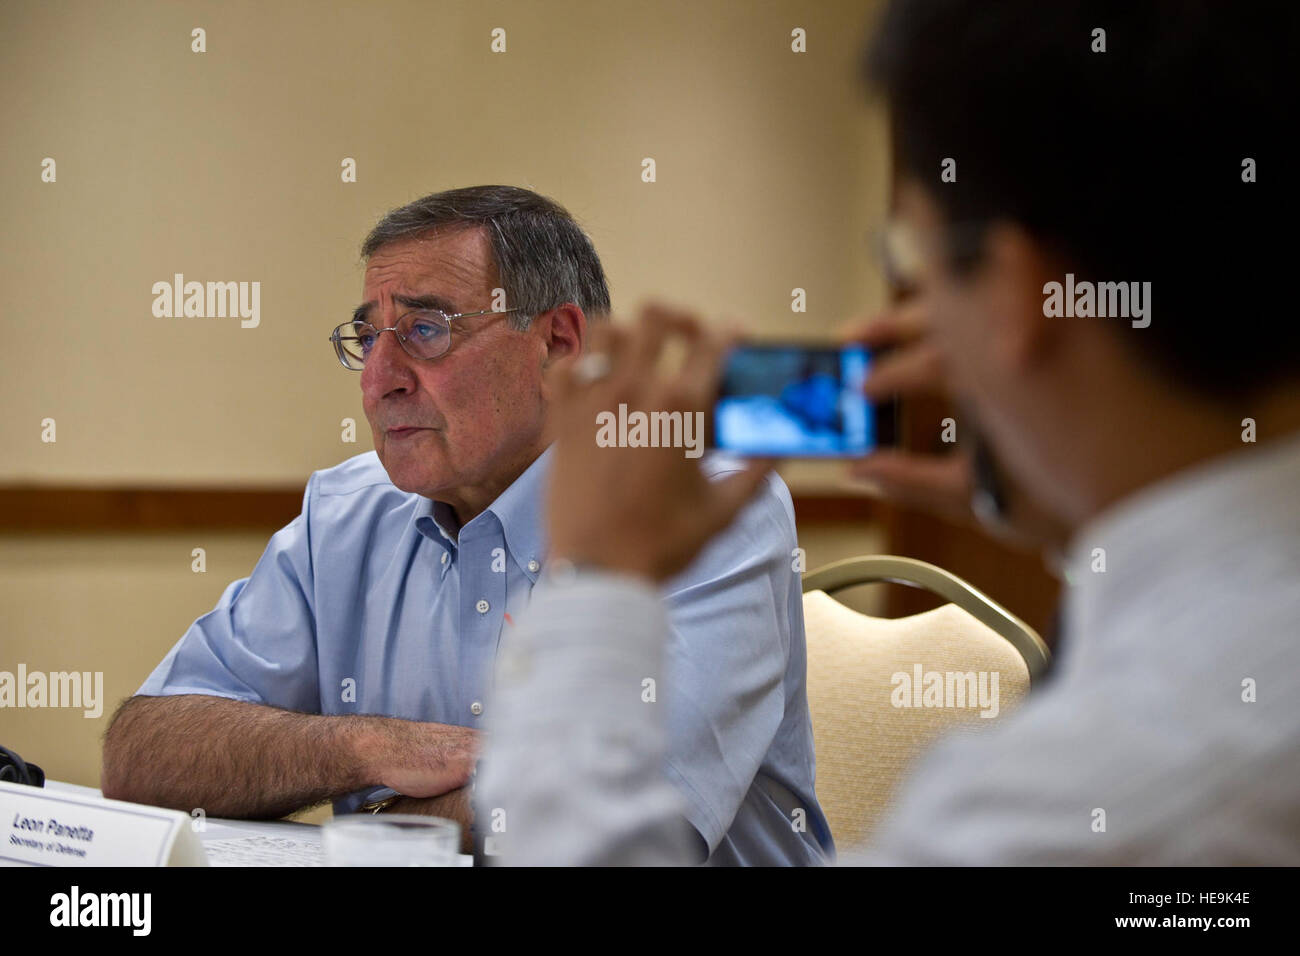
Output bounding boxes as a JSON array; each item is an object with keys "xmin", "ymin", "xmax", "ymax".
[
  {"xmin": 841, "ymin": 298, "xmax": 976, "ymax": 523},
  {"xmin": 544, "ymin": 302, "xmax": 774, "ymax": 583},
  {"xmin": 842, "ymin": 299, "xmax": 1068, "ymax": 550}
]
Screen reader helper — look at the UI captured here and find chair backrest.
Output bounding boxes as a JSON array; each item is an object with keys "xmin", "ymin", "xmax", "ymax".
[{"xmin": 801, "ymin": 555, "xmax": 1050, "ymax": 851}]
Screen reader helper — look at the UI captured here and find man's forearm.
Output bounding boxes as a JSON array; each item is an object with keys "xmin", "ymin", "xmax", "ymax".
[{"xmin": 101, "ymin": 694, "xmax": 470, "ymax": 819}]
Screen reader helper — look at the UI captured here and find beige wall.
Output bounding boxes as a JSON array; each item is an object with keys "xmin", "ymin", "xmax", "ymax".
[
  {"xmin": 0, "ymin": 0, "xmax": 890, "ymax": 797},
  {"xmin": 0, "ymin": 533, "xmax": 269, "ymax": 789}
]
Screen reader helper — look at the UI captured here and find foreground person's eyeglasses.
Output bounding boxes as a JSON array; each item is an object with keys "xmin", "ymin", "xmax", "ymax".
[
  {"xmin": 329, "ymin": 307, "xmax": 523, "ymax": 370},
  {"xmin": 872, "ymin": 219, "xmax": 990, "ymax": 289}
]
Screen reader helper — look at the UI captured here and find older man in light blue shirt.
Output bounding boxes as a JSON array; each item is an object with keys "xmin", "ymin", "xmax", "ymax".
[{"xmin": 104, "ymin": 185, "xmax": 832, "ymax": 865}]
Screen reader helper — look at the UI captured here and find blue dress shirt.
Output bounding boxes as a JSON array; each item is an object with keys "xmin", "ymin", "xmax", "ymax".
[{"xmin": 136, "ymin": 446, "xmax": 833, "ymax": 864}]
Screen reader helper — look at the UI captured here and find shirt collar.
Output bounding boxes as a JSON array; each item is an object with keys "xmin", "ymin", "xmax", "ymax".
[
  {"xmin": 1060, "ymin": 429, "xmax": 1300, "ymax": 663},
  {"xmin": 416, "ymin": 502, "xmax": 459, "ymax": 558},
  {"xmin": 413, "ymin": 445, "xmax": 552, "ymax": 583},
  {"xmin": 484, "ymin": 444, "xmax": 551, "ymax": 582}
]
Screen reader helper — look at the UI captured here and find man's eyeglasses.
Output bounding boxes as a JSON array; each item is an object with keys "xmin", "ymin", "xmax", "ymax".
[{"xmin": 329, "ymin": 307, "xmax": 522, "ymax": 370}]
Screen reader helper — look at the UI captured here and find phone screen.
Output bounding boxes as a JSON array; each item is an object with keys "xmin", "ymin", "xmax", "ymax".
[{"xmin": 713, "ymin": 343, "xmax": 892, "ymax": 457}]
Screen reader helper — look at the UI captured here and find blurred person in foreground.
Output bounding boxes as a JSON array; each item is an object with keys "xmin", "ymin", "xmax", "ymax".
[{"xmin": 478, "ymin": 0, "xmax": 1299, "ymax": 864}]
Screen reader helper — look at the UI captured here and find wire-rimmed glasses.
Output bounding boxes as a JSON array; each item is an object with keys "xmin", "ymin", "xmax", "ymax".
[{"xmin": 329, "ymin": 307, "xmax": 523, "ymax": 370}]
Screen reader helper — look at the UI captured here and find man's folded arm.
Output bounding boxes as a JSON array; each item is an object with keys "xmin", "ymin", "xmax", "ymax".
[
  {"xmin": 101, "ymin": 693, "xmax": 472, "ymax": 819},
  {"xmin": 477, "ymin": 571, "xmax": 699, "ymax": 865}
]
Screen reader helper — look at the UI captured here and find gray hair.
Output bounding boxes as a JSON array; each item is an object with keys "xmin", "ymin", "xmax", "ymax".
[{"xmin": 360, "ymin": 185, "xmax": 611, "ymax": 330}]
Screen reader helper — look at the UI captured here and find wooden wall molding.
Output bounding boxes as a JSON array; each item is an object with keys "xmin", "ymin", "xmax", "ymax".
[
  {"xmin": 0, "ymin": 486, "xmax": 879, "ymax": 532},
  {"xmin": 0, "ymin": 487, "xmax": 306, "ymax": 531}
]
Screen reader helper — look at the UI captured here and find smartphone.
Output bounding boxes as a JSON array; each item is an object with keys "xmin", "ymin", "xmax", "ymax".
[{"xmin": 713, "ymin": 343, "xmax": 895, "ymax": 457}]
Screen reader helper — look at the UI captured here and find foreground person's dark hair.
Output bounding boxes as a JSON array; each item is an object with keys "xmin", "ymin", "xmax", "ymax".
[{"xmin": 865, "ymin": 0, "xmax": 1295, "ymax": 399}]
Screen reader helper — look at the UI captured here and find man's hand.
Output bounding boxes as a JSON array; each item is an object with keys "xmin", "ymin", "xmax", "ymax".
[
  {"xmin": 360, "ymin": 719, "xmax": 480, "ymax": 800},
  {"xmin": 545, "ymin": 302, "xmax": 774, "ymax": 583}
]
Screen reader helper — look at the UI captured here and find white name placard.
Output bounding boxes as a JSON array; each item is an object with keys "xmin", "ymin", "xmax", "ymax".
[{"xmin": 0, "ymin": 780, "xmax": 207, "ymax": 866}]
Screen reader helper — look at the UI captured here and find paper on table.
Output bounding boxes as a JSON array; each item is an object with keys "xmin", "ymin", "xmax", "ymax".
[{"xmin": 203, "ymin": 834, "xmax": 324, "ymax": 867}]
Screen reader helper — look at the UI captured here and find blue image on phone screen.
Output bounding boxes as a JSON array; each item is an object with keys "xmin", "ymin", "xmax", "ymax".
[{"xmin": 714, "ymin": 344, "xmax": 874, "ymax": 456}]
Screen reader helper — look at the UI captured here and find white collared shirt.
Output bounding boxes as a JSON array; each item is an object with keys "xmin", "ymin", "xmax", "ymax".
[{"xmin": 865, "ymin": 430, "xmax": 1300, "ymax": 863}]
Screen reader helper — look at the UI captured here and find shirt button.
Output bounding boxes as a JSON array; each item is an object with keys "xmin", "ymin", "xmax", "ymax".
[
  {"xmin": 527, "ymin": 559, "xmax": 540, "ymax": 573},
  {"xmin": 441, "ymin": 553, "xmax": 449, "ymax": 565},
  {"xmin": 476, "ymin": 599, "xmax": 490, "ymax": 614},
  {"xmin": 470, "ymin": 701, "xmax": 483, "ymax": 716}
]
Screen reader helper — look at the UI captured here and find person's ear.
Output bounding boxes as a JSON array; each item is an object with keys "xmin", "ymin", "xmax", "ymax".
[
  {"xmin": 980, "ymin": 224, "xmax": 1065, "ymax": 372},
  {"xmin": 539, "ymin": 304, "xmax": 587, "ymax": 368}
]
